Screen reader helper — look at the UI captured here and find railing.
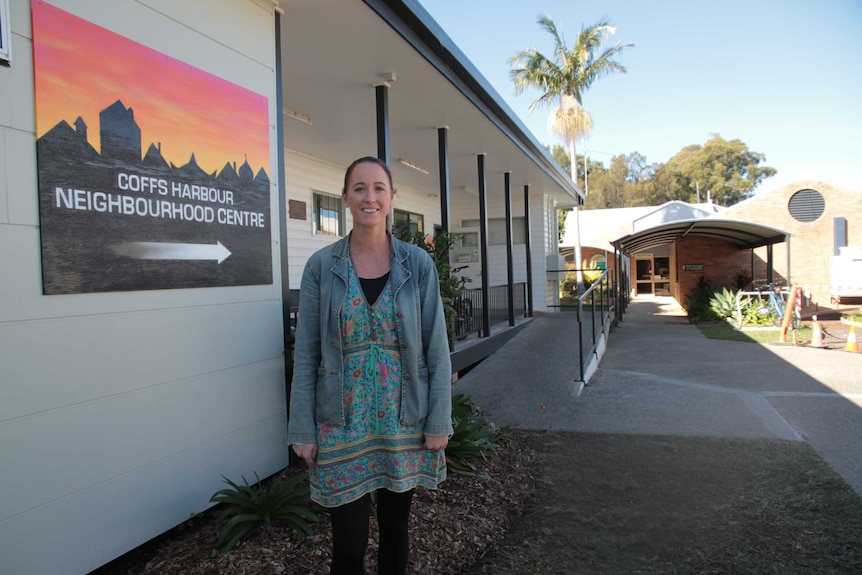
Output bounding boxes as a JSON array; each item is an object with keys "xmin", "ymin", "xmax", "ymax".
[
  {"xmin": 452, "ymin": 286, "xmax": 482, "ymax": 340},
  {"xmin": 289, "ymin": 282, "xmax": 528, "ymax": 349},
  {"xmin": 451, "ymin": 282, "xmax": 527, "ymax": 343},
  {"xmin": 575, "ymin": 269, "xmax": 616, "ymax": 384},
  {"xmin": 549, "ymin": 268, "xmax": 619, "ymax": 383}
]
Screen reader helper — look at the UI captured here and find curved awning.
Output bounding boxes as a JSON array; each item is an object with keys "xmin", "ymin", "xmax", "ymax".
[{"xmin": 612, "ymin": 218, "xmax": 789, "ymax": 256}]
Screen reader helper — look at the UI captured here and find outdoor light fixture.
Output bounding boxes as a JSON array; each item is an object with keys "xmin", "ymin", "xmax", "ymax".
[
  {"xmin": 398, "ymin": 157, "xmax": 429, "ymax": 175},
  {"xmin": 282, "ymin": 105, "xmax": 312, "ymax": 125}
]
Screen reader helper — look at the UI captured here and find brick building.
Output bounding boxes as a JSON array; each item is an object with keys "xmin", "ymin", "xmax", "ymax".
[
  {"xmin": 720, "ymin": 180, "xmax": 862, "ymax": 305},
  {"xmin": 567, "ymin": 180, "xmax": 860, "ymax": 307}
]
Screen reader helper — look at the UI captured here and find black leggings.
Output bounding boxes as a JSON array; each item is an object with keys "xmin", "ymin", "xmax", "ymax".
[{"xmin": 329, "ymin": 489, "xmax": 414, "ymax": 575}]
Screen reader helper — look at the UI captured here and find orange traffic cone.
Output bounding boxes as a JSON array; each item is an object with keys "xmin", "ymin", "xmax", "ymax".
[
  {"xmin": 810, "ymin": 316, "xmax": 824, "ymax": 348},
  {"xmin": 846, "ymin": 325, "xmax": 859, "ymax": 353}
]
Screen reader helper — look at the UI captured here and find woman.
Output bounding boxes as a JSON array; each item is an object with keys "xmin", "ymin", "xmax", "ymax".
[{"xmin": 287, "ymin": 156, "xmax": 453, "ymax": 575}]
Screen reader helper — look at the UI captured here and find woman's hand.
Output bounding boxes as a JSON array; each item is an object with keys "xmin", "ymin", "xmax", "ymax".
[
  {"xmin": 424, "ymin": 435, "xmax": 448, "ymax": 452},
  {"xmin": 292, "ymin": 443, "xmax": 318, "ymax": 468}
]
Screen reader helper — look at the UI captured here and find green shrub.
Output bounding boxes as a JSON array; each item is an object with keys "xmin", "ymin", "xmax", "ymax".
[
  {"xmin": 741, "ymin": 300, "xmax": 779, "ymax": 326},
  {"xmin": 393, "ymin": 224, "xmax": 462, "ymax": 338},
  {"xmin": 683, "ymin": 275, "xmax": 719, "ymax": 323},
  {"xmin": 560, "ymin": 262, "xmax": 579, "ymax": 298},
  {"xmin": 583, "ymin": 268, "xmax": 604, "ymax": 285},
  {"xmin": 445, "ymin": 393, "xmax": 500, "ymax": 479},
  {"xmin": 560, "ymin": 264, "xmax": 608, "ymax": 300},
  {"xmin": 210, "ymin": 471, "xmax": 319, "ymax": 553}
]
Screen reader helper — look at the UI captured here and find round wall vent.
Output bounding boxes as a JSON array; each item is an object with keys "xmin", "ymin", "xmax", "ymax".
[{"xmin": 788, "ymin": 189, "xmax": 825, "ymax": 222}]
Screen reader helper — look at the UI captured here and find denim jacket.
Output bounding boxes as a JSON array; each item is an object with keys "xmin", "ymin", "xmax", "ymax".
[{"xmin": 287, "ymin": 234, "xmax": 453, "ymax": 445}]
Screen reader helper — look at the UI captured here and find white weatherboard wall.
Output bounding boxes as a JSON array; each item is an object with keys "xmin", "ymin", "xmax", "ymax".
[
  {"xmin": 449, "ymin": 187, "xmax": 552, "ymax": 311},
  {"xmin": 0, "ymin": 1, "xmax": 288, "ymax": 574},
  {"xmin": 284, "ymin": 152, "xmax": 349, "ymax": 287},
  {"xmin": 542, "ymin": 195, "xmax": 559, "ymax": 310}
]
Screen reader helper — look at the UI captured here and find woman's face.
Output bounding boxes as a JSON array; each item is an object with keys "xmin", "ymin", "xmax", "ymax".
[{"xmin": 343, "ymin": 161, "xmax": 394, "ymax": 230}]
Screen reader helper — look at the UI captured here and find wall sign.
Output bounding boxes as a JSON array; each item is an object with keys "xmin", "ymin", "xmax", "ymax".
[
  {"xmin": 682, "ymin": 264, "xmax": 704, "ymax": 271},
  {"xmin": 32, "ymin": 1, "xmax": 271, "ymax": 294},
  {"xmin": 289, "ymin": 200, "xmax": 307, "ymax": 221}
]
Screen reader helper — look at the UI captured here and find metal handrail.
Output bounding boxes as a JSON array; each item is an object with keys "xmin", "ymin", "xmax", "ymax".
[{"xmin": 576, "ymin": 269, "xmax": 616, "ymax": 384}]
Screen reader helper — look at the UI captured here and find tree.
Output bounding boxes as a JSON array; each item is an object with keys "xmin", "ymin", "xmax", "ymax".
[
  {"xmin": 548, "ymin": 144, "xmax": 573, "ymax": 240},
  {"xmin": 547, "ymin": 95, "xmax": 592, "ymax": 179},
  {"xmin": 584, "ymin": 154, "xmax": 627, "ymax": 209},
  {"xmin": 624, "ymin": 152, "xmax": 654, "ymax": 184},
  {"xmin": 510, "ymin": 15, "xmax": 633, "ymax": 288},
  {"xmin": 628, "ymin": 162, "xmax": 676, "ymax": 206},
  {"xmin": 665, "ymin": 135, "xmax": 776, "ymax": 205},
  {"xmin": 548, "ymin": 144, "xmax": 572, "ymax": 180}
]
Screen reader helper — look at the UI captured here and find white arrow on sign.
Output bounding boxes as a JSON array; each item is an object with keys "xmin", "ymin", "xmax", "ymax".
[{"xmin": 112, "ymin": 241, "xmax": 232, "ymax": 264}]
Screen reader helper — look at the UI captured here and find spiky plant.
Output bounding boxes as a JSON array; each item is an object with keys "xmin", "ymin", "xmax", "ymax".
[
  {"xmin": 445, "ymin": 394, "xmax": 501, "ymax": 479},
  {"xmin": 210, "ymin": 471, "xmax": 319, "ymax": 553}
]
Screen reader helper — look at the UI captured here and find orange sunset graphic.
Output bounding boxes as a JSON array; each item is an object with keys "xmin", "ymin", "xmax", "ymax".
[
  {"xmin": 32, "ymin": 0, "xmax": 273, "ymax": 295},
  {"xmin": 32, "ymin": 0, "xmax": 269, "ymax": 175}
]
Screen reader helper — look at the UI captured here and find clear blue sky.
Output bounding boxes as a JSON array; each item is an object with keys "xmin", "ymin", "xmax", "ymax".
[{"xmin": 420, "ymin": 0, "xmax": 862, "ymax": 193}]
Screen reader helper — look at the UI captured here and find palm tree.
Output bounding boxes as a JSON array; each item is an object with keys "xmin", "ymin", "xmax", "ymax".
[
  {"xmin": 547, "ymin": 94, "xmax": 593, "ymax": 181},
  {"xmin": 510, "ymin": 16, "xmax": 632, "ymax": 289}
]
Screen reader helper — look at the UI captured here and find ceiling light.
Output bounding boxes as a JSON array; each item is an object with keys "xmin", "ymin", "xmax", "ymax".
[
  {"xmin": 283, "ymin": 105, "xmax": 312, "ymax": 125},
  {"xmin": 398, "ymin": 158, "xmax": 429, "ymax": 175}
]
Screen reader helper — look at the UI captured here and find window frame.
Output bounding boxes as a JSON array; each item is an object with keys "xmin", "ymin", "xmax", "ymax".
[
  {"xmin": 394, "ymin": 208, "xmax": 424, "ymax": 236},
  {"xmin": 0, "ymin": 0, "xmax": 11, "ymax": 64},
  {"xmin": 459, "ymin": 217, "xmax": 526, "ymax": 245},
  {"xmin": 489, "ymin": 216, "xmax": 526, "ymax": 245},
  {"xmin": 312, "ymin": 190, "xmax": 344, "ymax": 237}
]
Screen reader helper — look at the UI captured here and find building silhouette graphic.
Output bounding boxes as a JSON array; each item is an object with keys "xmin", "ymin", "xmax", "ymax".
[{"xmin": 99, "ymin": 100, "xmax": 142, "ymax": 163}]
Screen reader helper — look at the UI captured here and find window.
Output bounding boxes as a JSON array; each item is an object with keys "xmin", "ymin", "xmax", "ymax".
[
  {"xmin": 459, "ymin": 217, "xmax": 527, "ymax": 245},
  {"xmin": 394, "ymin": 209, "xmax": 424, "ymax": 235},
  {"xmin": 459, "ymin": 232, "xmax": 479, "ymax": 248},
  {"xmin": 313, "ymin": 191, "xmax": 343, "ymax": 236},
  {"xmin": 0, "ymin": 0, "xmax": 11, "ymax": 64},
  {"xmin": 489, "ymin": 217, "xmax": 526, "ymax": 245}
]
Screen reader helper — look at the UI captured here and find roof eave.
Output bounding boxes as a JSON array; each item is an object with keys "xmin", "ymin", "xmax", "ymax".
[{"xmin": 364, "ymin": 0, "xmax": 583, "ymax": 203}]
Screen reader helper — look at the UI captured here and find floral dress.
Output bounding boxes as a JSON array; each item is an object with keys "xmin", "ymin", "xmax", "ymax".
[{"xmin": 309, "ymin": 261, "xmax": 447, "ymax": 507}]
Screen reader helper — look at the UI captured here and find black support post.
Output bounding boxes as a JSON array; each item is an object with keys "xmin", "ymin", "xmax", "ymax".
[
  {"xmin": 767, "ymin": 244, "xmax": 774, "ymax": 285},
  {"xmin": 523, "ymin": 185, "xmax": 533, "ymax": 317},
  {"xmin": 477, "ymin": 154, "xmax": 490, "ymax": 337},
  {"xmin": 437, "ymin": 127, "xmax": 450, "ymax": 232},
  {"xmin": 274, "ymin": 11, "xmax": 296, "ymax": 462},
  {"xmin": 375, "ymin": 84, "xmax": 390, "ymax": 166},
  {"xmin": 504, "ymin": 172, "xmax": 515, "ymax": 326}
]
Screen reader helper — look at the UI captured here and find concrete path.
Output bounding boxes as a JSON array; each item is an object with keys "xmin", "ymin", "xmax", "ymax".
[{"xmin": 453, "ymin": 296, "xmax": 862, "ymax": 496}]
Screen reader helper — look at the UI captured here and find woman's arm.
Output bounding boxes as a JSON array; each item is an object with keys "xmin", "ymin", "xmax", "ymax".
[
  {"xmin": 287, "ymin": 260, "xmax": 322, "ymax": 446},
  {"xmin": 418, "ymin": 253, "xmax": 453, "ymax": 438}
]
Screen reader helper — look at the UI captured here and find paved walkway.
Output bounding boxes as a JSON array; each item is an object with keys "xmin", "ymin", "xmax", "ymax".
[{"xmin": 453, "ymin": 296, "xmax": 862, "ymax": 496}]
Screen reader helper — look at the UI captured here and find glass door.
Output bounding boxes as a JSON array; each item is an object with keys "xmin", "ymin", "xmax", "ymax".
[
  {"xmin": 635, "ymin": 258, "xmax": 653, "ymax": 294},
  {"xmin": 635, "ymin": 255, "xmax": 671, "ymax": 296}
]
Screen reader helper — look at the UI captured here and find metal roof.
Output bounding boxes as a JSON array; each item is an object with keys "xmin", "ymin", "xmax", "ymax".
[{"xmin": 612, "ymin": 218, "xmax": 789, "ymax": 256}]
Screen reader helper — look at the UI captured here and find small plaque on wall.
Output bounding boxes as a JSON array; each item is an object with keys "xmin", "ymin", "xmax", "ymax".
[
  {"xmin": 289, "ymin": 200, "xmax": 306, "ymax": 220},
  {"xmin": 682, "ymin": 264, "xmax": 704, "ymax": 271}
]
